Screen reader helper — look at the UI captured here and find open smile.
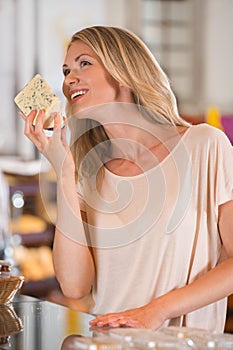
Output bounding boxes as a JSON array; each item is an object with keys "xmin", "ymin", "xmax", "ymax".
[{"xmin": 70, "ymin": 89, "xmax": 88, "ymax": 103}]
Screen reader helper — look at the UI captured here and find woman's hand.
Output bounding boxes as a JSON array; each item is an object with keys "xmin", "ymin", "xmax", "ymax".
[
  {"xmin": 23, "ymin": 109, "xmax": 75, "ymax": 177},
  {"xmin": 90, "ymin": 252, "xmax": 233, "ymax": 332},
  {"xmin": 89, "ymin": 302, "xmax": 165, "ymax": 330}
]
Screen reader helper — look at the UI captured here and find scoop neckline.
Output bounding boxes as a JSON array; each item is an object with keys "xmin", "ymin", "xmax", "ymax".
[{"xmin": 104, "ymin": 126, "xmax": 192, "ymax": 179}]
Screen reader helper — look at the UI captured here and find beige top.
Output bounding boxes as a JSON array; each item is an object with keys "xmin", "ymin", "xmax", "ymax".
[{"xmin": 78, "ymin": 124, "xmax": 233, "ymax": 332}]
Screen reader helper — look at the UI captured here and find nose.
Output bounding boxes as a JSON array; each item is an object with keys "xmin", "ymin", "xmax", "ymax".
[{"xmin": 64, "ymin": 69, "xmax": 80, "ymax": 86}]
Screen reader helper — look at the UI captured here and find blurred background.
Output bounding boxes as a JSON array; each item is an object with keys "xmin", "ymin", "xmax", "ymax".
[
  {"xmin": 0, "ymin": 0, "xmax": 233, "ymax": 158},
  {"xmin": 0, "ymin": 0, "xmax": 233, "ymax": 332}
]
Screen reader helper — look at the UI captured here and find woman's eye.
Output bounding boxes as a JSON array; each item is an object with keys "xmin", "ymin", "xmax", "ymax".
[
  {"xmin": 80, "ymin": 61, "xmax": 91, "ymax": 68},
  {"xmin": 63, "ymin": 69, "xmax": 70, "ymax": 76}
]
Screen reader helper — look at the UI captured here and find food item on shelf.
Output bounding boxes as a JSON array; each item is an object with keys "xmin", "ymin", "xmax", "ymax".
[
  {"xmin": 14, "ymin": 73, "xmax": 62, "ymax": 130},
  {"xmin": 10, "ymin": 214, "xmax": 47, "ymax": 235},
  {"xmin": 14, "ymin": 246, "xmax": 54, "ymax": 281}
]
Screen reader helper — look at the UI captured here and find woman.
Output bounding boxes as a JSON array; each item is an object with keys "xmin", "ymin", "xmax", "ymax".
[{"xmin": 24, "ymin": 26, "xmax": 233, "ymax": 332}]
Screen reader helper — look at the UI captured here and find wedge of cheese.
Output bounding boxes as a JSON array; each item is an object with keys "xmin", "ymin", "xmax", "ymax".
[{"xmin": 14, "ymin": 74, "xmax": 61, "ymax": 129}]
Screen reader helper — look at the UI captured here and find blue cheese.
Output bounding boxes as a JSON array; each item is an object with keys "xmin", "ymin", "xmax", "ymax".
[{"xmin": 14, "ymin": 74, "xmax": 61, "ymax": 129}]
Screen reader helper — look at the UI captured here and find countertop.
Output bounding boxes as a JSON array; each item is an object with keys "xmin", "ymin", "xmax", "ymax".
[
  {"xmin": 2, "ymin": 294, "xmax": 233, "ymax": 349},
  {"xmin": 0, "ymin": 294, "xmax": 94, "ymax": 350}
]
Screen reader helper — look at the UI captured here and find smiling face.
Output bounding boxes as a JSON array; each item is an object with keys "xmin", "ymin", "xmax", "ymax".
[{"xmin": 62, "ymin": 40, "xmax": 133, "ymax": 116}]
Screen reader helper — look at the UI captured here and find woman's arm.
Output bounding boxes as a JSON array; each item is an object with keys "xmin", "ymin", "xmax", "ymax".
[
  {"xmin": 53, "ymin": 173, "xmax": 95, "ymax": 299},
  {"xmin": 90, "ymin": 200, "xmax": 233, "ymax": 329},
  {"xmin": 24, "ymin": 109, "xmax": 95, "ymax": 299}
]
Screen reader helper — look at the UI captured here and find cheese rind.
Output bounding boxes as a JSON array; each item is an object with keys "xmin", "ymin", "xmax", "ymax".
[{"xmin": 14, "ymin": 74, "xmax": 61, "ymax": 129}]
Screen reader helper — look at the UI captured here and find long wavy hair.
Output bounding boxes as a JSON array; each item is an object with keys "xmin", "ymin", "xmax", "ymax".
[{"xmin": 65, "ymin": 26, "xmax": 189, "ymax": 183}]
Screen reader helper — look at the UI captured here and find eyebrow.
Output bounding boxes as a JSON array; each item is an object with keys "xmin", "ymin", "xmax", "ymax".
[{"xmin": 62, "ymin": 53, "xmax": 92, "ymax": 68}]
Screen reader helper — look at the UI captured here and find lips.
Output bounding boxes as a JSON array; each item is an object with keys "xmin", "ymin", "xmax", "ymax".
[{"xmin": 70, "ymin": 89, "xmax": 88, "ymax": 103}]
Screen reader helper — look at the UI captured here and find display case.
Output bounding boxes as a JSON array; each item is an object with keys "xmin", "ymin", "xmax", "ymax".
[{"xmin": 1, "ymin": 158, "xmax": 58, "ymax": 299}]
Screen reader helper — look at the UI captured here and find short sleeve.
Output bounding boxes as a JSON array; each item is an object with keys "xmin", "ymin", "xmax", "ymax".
[{"xmin": 214, "ymin": 129, "xmax": 233, "ymax": 205}]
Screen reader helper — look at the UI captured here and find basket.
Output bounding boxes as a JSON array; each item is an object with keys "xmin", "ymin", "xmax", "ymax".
[
  {"xmin": 0, "ymin": 275, "xmax": 24, "ymax": 305},
  {"xmin": 0, "ymin": 304, "xmax": 23, "ymax": 336}
]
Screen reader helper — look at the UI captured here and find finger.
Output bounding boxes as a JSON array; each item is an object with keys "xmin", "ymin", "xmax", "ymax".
[
  {"xmin": 89, "ymin": 317, "xmax": 106, "ymax": 326},
  {"xmin": 25, "ymin": 109, "xmax": 37, "ymax": 122},
  {"xmin": 89, "ymin": 318, "xmax": 108, "ymax": 327},
  {"xmin": 34, "ymin": 109, "xmax": 46, "ymax": 130},
  {"xmin": 53, "ymin": 112, "xmax": 63, "ymax": 130},
  {"xmin": 108, "ymin": 317, "xmax": 134, "ymax": 327},
  {"xmin": 27, "ymin": 109, "xmax": 38, "ymax": 124},
  {"xmin": 90, "ymin": 312, "xmax": 120, "ymax": 322},
  {"xmin": 108, "ymin": 321, "xmax": 121, "ymax": 328},
  {"xmin": 91, "ymin": 314, "xmax": 124, "ymax": 328},
  {"xmin": 108, "ymin": 317, "xmax": 129, "ymax": 327},
  {"xmin": 52, "ymin": 112, "xmax": 63, "ymax": 141},
  {"xmin": 24, "ymin": 110, "xmax": 50, "ymax": 153},
  {"xmin": 24, "ymin": 110, "xmax": 37, "ymax": 136},
  {"xmin": 61, "ymin": 117, "xmax": 68, "ymax": 144},
  {"xmin": 124, "ymin": 319, "xmax": 141, "ymax": 328}
]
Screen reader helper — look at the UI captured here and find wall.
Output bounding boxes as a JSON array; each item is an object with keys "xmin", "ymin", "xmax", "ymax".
[
  {"xmin": 0, "ymin": 0, "xmax": 17, "ymax": 154},
  {"xmin": 203, "ymin": 0, "xmax": 233, "ymax": 113}
]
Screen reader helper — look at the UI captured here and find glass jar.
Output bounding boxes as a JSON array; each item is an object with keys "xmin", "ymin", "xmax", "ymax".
[{"xmin": 0, "ymin": 260, "xmax": 11, "ymax": 278}]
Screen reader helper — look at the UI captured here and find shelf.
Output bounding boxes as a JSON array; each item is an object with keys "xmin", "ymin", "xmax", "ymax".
[
  {"xmin": 19, "ymin": 228, "xmax": 54, "ymax": 248},
  {"xmin": 21, "ymin": 277, "xmax": 60, "ymax": 299},
  {"xmin": 3, "ymin": 170, "xmax": 58, "ymax": 300}
]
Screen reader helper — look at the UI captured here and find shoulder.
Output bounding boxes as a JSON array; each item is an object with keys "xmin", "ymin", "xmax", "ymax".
[
  {"xmin": 188, "ymin": 123, "xmax": 223, "ymax": 137},
  {"xmin": 186, "ymin": 123, "xmax": 232, "ymax": 147}
]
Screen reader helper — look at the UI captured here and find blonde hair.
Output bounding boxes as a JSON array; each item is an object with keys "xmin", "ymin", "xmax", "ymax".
[{"xmin": 66, "ymin": 26, "xmax": 189, "ymax": 182}]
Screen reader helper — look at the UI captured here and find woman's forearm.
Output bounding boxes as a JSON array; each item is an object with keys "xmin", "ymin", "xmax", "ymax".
[
  {"xmin": 53, "ymin": 174, "xmax": 95, "ymax": 299},
  {"xmin": 152, "ymin": 256, "xmax": 233, "ymax": 323},
  {"xmin": 90, "ymin": 256, "xmax": 233, "ymax": 330}
]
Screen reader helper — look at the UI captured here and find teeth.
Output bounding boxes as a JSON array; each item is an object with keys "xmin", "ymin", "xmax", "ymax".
[{"xmin": 71, "ymin": 90, "xmax": 87, "ymax": 99}]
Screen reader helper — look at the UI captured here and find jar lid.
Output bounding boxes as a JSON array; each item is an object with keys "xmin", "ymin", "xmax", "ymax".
[{"xmin": 0, "ymin": 261, "xmax": 11, "ymax": 274}]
